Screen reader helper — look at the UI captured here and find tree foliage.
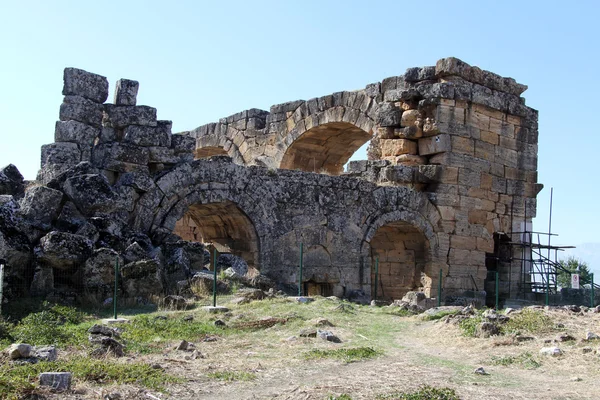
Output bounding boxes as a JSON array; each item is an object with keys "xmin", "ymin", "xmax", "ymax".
[{"xmin": 557, "ymin": 256, "xmax": 591, "ymax": 288}]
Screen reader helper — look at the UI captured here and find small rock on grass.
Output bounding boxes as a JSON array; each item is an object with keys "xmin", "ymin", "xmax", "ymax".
[
  {"xmin": 540, "ymin": 347, "xmax": 562, "ymax": 356},
  {"xmin": 7, "ymin": 343, "xmax": 32, "ymax": 359},
  {"xmin": 586, "ymin": 332, "xmax": 599, "ymax": 341},
  {"xmin": 474, "ymin": 367, "xmax": 489, "ymax": 375},
  {"xmin": 39, "ymin": 372, "xmax": 72, "ymax": 391}
]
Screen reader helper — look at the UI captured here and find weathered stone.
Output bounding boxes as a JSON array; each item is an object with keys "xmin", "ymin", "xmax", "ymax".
[
  {"xmin": 35, "ymin": 231, "xmax": 93, "ymax": 270},
  {"xmin": 476, "ymin": 322, "xmax": 499, "ymax": 338},
  {"xmin": 122, "ymin": 259, "xmax": 163, "ymax": 297},
  {"xmin": 7, "ymin": 343, "xmax": 33, "ymax": 359},
  {"xmin": 39, "ymin": 372, "xmax": 72, "ymax": 391},
  {"xmin": 19, "ymin": 186, "xmax": 63, "ymax": 229},
  {"xmin": 376, "ymin": 103, "xmax": 401, "ymax": 127},
  {"xmin": 171, "ymin": 134, "xmax": 195, "ymax": 153},
  {"xmin": 60, "ymin": 95, "xmax": 104, "ymax": 127},
  {"xmin": 63, "ymin": 68, "xmax": 108, "ymax": 103},
  {"xmin": 92, "ymin": 142, "xmax": 150, "ymax": 172},
  {"xmin": 40, "ymin": 142, "xmax": 81, "ymax": 168},
  {"xmin": 89, "ymin": 334, "xmax": 124, "ymax": 357},
  {"xmin": 63, "ymin": 174, "xmax": 120, "ymax": 215},
  {"xmin": 401, "ymin": 109, "xmax": 421, "ymax": 128},
  {"xmin": 0, "ymin": 164, "xmax": 25, "ymax": 196},
  {"xmin": 540, "ymin": 347, "xmax": 562, "ymax": 357},
  {"xmin": 30, "ymin": 265, "xmax": 54, "ymax": 296},
  {"xmin": 33, "ymin": 345, "xmax": 57, "ymax": 362},
  {"xmin": 418, "ymin": 134, "xmax": 451, "ymax": 155},
  {"xmin": 54, "ymin": 120, "xmax": 99, "ymax": 146},
  {"xmin": 380, "ymin": 139, "xmax": 418, "ymax": 157},
  {"xmin": 123, "ymin": 121, "xmax": 172, "ymax": 147},
  {"xmin": 163, "ymin": 295, "xmax": 187, "ymax": 309},
  {"xmin": 83, "ymin": 249, "xmax": 123, "ymax": 294},
  {"xmin": 114, "ymin": 78, "xmax": 139, "ymax": 106},
  {"xmin": 103, "ymin": 104, "xmax": 157, "ymax": 128}
]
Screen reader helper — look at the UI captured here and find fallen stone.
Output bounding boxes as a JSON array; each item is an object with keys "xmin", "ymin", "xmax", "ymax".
[
  {"xmin": 476, "ymin": 322, "xmax": 499, "ymax": 338},
  {"xmin": 582, "ymin": 347, "xmax": 593, "ymax": 354},
  {"xmin": 0, "ymin": 164, "xmax": 25, "ymax": 196},
  {"xmin": 317, "ymin": 329, "xmax": 341, "ymax": 343},
  {"xmin": 474, "ymin": 367, "xmax": 488, "ymax": 375},
  {"xmin": 89, "ymin": 335, "xmax": 124, "ymax": 357},
  {"xmin": 586, "ymin": 332, "xmax": 599, "ymax": 341},
  {"xmin": 299, "ymin": 328, "xmax": 317, "ymax": 338},
  {"xmin": 39, "ymin": 372, "xmax": 72, "ymax": 391},
  {"xmin": 7, "ymin": 343, "xmax": 32, "ymax": 359},
  {"xmin": 88, "ymin": 324, "xmax": 119, "ymax": 338},
  {"xmin": 312, "ymin": 318, "xmax": 334, "ymax": 327},
  {"xmin": 35, "ymin": 231, "xmax": 93, "ymax": 270},
  {"xmin": 163, "ymin": 295, "xmax": 187, "ymax": 310},
  {"xmin": 34, "ymin": 345, "xmax": 58, "ymax": 362},
  {"xmin": 214, "ymin": 319, "xmax": 226, "ymax": 327},
  {"xmin": 540, "ymin": 347, "xmax": 562, "ymax": 356},
  {"xmin": 556, "ymin": 332, "xmax": 576, "ymax": 342},
  {"xmin": 104, "ymin": 392, "xmax": 123, "ymax": 400}
]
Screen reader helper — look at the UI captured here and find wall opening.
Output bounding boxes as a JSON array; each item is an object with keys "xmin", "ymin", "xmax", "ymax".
[
  {"xmin": 194, "ymin": 146, "xmax": 228, "ymax": 159},
  {"xmin": 173, "ymin": 201, "xmax": 260, "ymax": 270},
  {"xmin": 484, "ymin": 232, "xmax": 511, "ymax": 308},
  {"xmin": 370, "ymin": 221, "xmax": 430, "ymax": 301},
  {"xmin": 280, "ymin": 122, "xmax": 372, "ymax": 175}
]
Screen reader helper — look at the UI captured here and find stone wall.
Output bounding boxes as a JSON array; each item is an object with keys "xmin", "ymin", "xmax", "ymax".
[{"xmin": 0, "ymin": 57, "xmax": 541, "ymax": 304}]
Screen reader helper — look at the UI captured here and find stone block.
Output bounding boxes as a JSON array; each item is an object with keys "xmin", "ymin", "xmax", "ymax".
[
  {"xmin": 63, "ymin": 68, "xmax": 108, "ymax": 103},
  {"xmin": 123, "ymin": 121, "xmax": 172, "ymax": 147},
  {"xmin": 394, "ymin": 126, "xmax": 423, "ymax": 139},
  {"xmin": 451, "ymin": 235, "xmax": 477, "ymax": 251},
  {"xmin": 19, "ymin": 186, "xmax": 63, "ymax": 228},
  {"xmin": 39, "ymin": 372, "xmax": 72, "ymax": 391},
  {"xmin": 451, "ymin": 136, "xmax": 474, "ymax": 155},
  {"xmin": 475, "ymin": 140, "xmax": 495, "ymax": 161},
  {"xmin": 114, "ymin": 78, "xmax": 139, "ymax": 106},
  {"xmin": 376, "ymin": 103, "xmax": 401, "ymax": 127},
  {"xmin": 103, "ymin": 104, "xmax": 157, "ymax": 128},
  {"xmin": 468, "ymin": 210, "xmax": 488, "ymax": 225},
  {"xmin": 55, "ymin": 120, "xmax": 100, "ymax": 146},
  {"xmin": 60, "ymin": 95, "xmax": 104, "ymax": 127},
  {"xmin": 458, "ymin": 168, "xmax": 481, "ymax": 187},
  {"xmin": 418, "ymin": 134, "xmax": 450, "ymax": 156},
  {"xmin": 380, "ymin": 139, "xmax": 418, "ymax": 157},
  {"xmin": 171, "ymin": 134, "xmax": 196, "ymax": 153},
  {"xmin": 395, "ymin": 154, "xmax": 427, "ymax": 166},
  {"xmin": 35, "ymin": 231, "xmax": 93, "ymax": 270},
  {"xmin": 63, "ymin": 173, "xmax": 120, "ymax": 215},
  {"xmin": 148, "ymin": 147, "xmax": 179, "ymax": 164},
  {"xmin": 41, "ymin": 142, "xmax": 81, "ymax": 168},
  {"xmin": 401, "ymin": 109, "xmax": 420, "ymax": 128}
]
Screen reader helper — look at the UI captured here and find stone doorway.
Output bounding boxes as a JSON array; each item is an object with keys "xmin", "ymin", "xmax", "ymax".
[
  {"xmin": 369, "ymin": 221, "xmax": 429, "ymax": 302},
  {"xmin": 279, "ymin": 122, "xmax": 371, "ymax": 175},
  {"xmin": 173, "ymin": 201, "xmax": 260, "ymax": 270}
]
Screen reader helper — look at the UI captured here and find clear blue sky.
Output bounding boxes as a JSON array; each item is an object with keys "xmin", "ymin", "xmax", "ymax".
[{"xmin": 1, "ymin": 0, "xmax": 599, "ymax": 254}]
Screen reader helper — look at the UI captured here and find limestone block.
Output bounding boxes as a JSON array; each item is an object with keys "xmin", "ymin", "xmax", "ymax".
[
  {"xmin": 35, "ymin": 231, "xmax": 93, "ymax": 270},
  {"xmin": 395, "ymin": 154, "xmax": 427, "ymax": 166},
  {"xmin": 63, "ymin": 173, "xmax": 120, "ymax": 215},
  {"xmin": 468, "ymin": 209, "xmax": 488, "ymax": 225},
  {"xmin": 171, "ymin": 134, "xmax": 196, "ymax": 154},
  {"xmin": 123, "ymin": 121, "xmax": 172, "ymax": 147},
  {"xmin": 39, "ymin": 372, "xmax": 72, "ymax": 391},
  {"xmin": 377, "ymin": 127, "xmax": 395, "ymax": 139},
  {"xmin": 451, "ymin": 136, "xmax": 474, "ymax": 155},
  {"xmin": 148, "ymin": 147, "xmax": 179, "ymax": 164},
  {"xmin": 422, "ymin": 118, "xmax": 439, "ymax": 136},
  {"xmin": 495, "ymin": 146, "xmax": 518, "ymax": 168},
  {"xmin": 475, "ymin": 140, "xmax": 495, "ymax": 161},
  {"xmin": 19, "ymin": 186, "xmax": 63, "ymax": 228},
  {"xmin": 40, "ymin": 142, "xmax": 81, "ymax": 168},
  {"xmin": 114, "ymin": 78, "xmax": 139, "ymax": 106},
  {"xmin": 103, "ymin": 104, "xmax": 157, "ymax": 128},
  {"xmin": 63, "ymin": 68, "xmax": 108, "ymax": 103},
  {"xmin": 54, "ymin": 120, "xmax": 99, "ymax": 146},
  {"xmin": 418, "ymin": 134, "xmax": 450, "ymax": 156},
  {"xmin": 92, "ymin": 142, "xmax": 150, "ymax": 170},
  {"xmin": 380, "ymin": 139, "xmax": 417, "ymax": 157},
  {"xmin": 59, "ymin": 95, "xmax": 104, "ymax": 127},
  {"xmin": 376, "ymin": 103, "xmax": 401, "ymax": 127},
  {"xmin": 401, "ymin": 109, "xmax": 420, "ymax": 128},
  {"xmin": 451, "ymin": 235, "xmax": 477, "ymax": 251},
  {"xmin": 437, "ymin": 206, "xmax": 456, "ymax": 221}
]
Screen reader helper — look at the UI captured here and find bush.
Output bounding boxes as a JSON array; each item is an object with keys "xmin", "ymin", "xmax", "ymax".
[{"xmin": 11, "ymin": 304, "xmax": 89, "ymax": 346}]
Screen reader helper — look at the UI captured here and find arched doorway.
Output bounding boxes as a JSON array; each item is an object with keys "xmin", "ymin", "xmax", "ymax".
[
  {"xmin": 369, "ymin": 221, "xmax": 430, "ymax": 301},
  {"xmin": 173, "ymin": 201, "xmax": 260, "ymax": 269},
  {"xmin": 194, "ymin": 146, "xmax": 228, "ymax": 159},
  {"xmin": 279, "ymin": 122, "xmax": 372, "ymax": 175}
]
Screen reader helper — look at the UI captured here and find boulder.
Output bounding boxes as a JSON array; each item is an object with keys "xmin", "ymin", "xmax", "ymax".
[
  {"xmin": 218, "ymin": 254, "xmax": 248, "ymax": 277},
  {"xmin": 35, "ymin": 231, "xmax": 93, "ymax": 270},
  {"xmin": 82, "ymin": 249, "xmax": 123, "ymax": 295},
  {"xmin": 63, "ymin": 67, "xmax": 109, "ymax": 103},
  {"xmin": 39, "ymin": 372, "xmax": 72, "ymax": 391},
  {"xmin": 19, "ymin": 186, "xmax": 63, "ymax": 229},
  {"xmin": 6, "ymin": 343, "xmax": 33, "ymax": 359},
  {"xmin": 0, "ymin": 164, "xmax": 24, "ymax": 196},
  {"xmin": 29, "ymin": 265, "xmax": 54, "ymax": 296},
  {"xmin": 89, "ymin": 334, "xmax": 124, "ymax": 357},
  {"xmin": 163, "ymin": 295, "xmax": 187, "ymax": 310},
  {"xmin": 121, "ymin": 259, "xmax": 163, "ymax": 298},
  {"xmin": 476, "ymin": 322, "xmax": 499, "ymax": 338},
  {"xmin": 63, "ymin": 174, "xmax": 120, "ymax": 215}
]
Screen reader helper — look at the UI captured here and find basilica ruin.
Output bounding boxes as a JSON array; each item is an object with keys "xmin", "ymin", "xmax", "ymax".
[{"xmin": 0, "ymin": 57, "xmax": 541, "ymax": 306}]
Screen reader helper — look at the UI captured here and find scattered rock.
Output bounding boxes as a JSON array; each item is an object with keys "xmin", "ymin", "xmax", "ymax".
[
  {"xmin": 556, "ymin": 332, "xmax": 575, "ymax": 342},
  {"xmin": 88, "ymin": 324, "xmax": 119, "ymax": 338},
  {"xmin": 104, "ymin": 392, "xmax": 122, "ymax": 400},
  {"xmin": 370, "ymin": 300, "xmax": 389, "ymax": 307},
  {"xmin": 34, "ymin": 345, "xmax": 57, "ymax": 362},
  {"xmin": 474, "ymin": 367, "xmax": 488, "ymax": 375},
  {"xmin": 476, "ymin": 322, "xmax": 499, "ymax": 338},
  {"xmin": 312, "ymin": 318, "xmax": 334, "ymax": 327},
  {"xmin": 163, "ymin": 295, "xmax": 187, "ymax": 310},
  {"xmin": 39, "ymin": 372, "xmax": 72, "ymax": 391},
  {"xmin": 586, "ymin": 332, "xmax": 599, "ymax": 341},
  {"xmin": 299, "ymin": 329, "xmax": 318, "ymax": 338},
  {"xmin": 89, "ymin": 335, "xmax": 125, "ymax": 357},
  {"xmin": 150, "ymin": 364, "xmax": 163, "ymax": 370},
  {"xmin": 214, "ymin": 319, "xmax": 226, "ymax": 327},
  {"xmin": 203, "ymin": 336, "xmax": 218, "ymax": 342},
  {"xmin": 176, "ymin": 340, "xmax": 190, "ymax": 351},
  {"xmin": 582, "ymin": 347, "xmax": 593, "ymax": 354},
  {"xmin": 540, "ymin": 347, "xmax": 562, "ymax": 357},
  {"xmin": 6, "ymin": 343, "xmax": 32, "ymax": 359},
  {"xmin": 183, "ymin": 315, "xmax": 194, "ymax": 322},
  {"xmin": 516, "ymin": 335, "xmax": 535, "ymax": 342},
  {"xmin": 154, "ymin": 315, "xmax": 168, "ymax": 321},
  {"xmin": 237, "ymin": 288, "xmax": 266, "ymax": 301},
  {"xmin": 317, "ymin": 329, "xmax": 341, "ymax": 343}
]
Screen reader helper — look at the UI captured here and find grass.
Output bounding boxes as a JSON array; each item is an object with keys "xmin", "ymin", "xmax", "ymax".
[
  {"xmin": 0, "ymin": 356, "xmax": 182, "ymax": 400},
  {"xmin": 459, "ymin": 308, "xmax": 555, "ymax": 337},
  {"xmin": 376, "ymin": 385, "xmax": 461, "ymax": 400},
  {"xmin": 304, "ymin": 347, "xmax": 380, "ymax": 363},
  {"xmin": 207, "ymin": 370, "xmax": 256, "ymax": 381},
  {"xmin": 327, "ymin": 395, "xmax": 353, "ymax": 400},
  {"xmin": 490, "ymin": 352, "xmax": 542, "ymax": 369},
  {"xmin": 420, "ymin": 310, "xmax": 460, "ymax": 321}
]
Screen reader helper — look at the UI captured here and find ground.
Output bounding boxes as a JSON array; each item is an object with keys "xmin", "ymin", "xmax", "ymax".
[{"xmin": 3, "ymin": 298, "xmax": 599, "ymax": 400}]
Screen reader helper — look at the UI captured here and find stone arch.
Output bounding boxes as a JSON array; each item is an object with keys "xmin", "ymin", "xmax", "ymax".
[
  {"xmin": 194, "ymin": 135, "xmax": 244, "ymax": 164},
  {"xmin": 361, "ymin": 209, "xmax": 444, "ymax": 300},
  {"xmin": 173, "ymin": 201, "xmax": 260, "ymax": 269},
  {"xmin": 278, "ymin": 104, "xmax": 376, "ymax": 175}
]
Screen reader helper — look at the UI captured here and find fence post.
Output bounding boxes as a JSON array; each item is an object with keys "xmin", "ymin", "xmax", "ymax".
[
  {"xmin": 437, "ymin": 269, "xmax": 442, "ymax": 307},
  {"xmin": 213, "ymin": 248, "xmax": 217, "ymax": 307},
  {"xmin": 545, "ymin": 270, "xmax": 550, "ymax": 306},
  {"xmin": 113, "ymin": 257, "xmax": 119, "ymax": 320},
  {"xmin": 591, "ymin": 273, "xmax": 595, "ymax": 308},
  {"xmin": 373, "ymin": 256, "xmax": 379, "ymax": 301},
  {"xmin": 298, "ymin": 243, "xmax": 304, "ymax": 296},
  {"xmin": 0, "ymin": 263, "xmax": 4, "ymax": 317},
  {"xmin": 495, "ymin": 271, "xmax": 499, "ymax": 310}
]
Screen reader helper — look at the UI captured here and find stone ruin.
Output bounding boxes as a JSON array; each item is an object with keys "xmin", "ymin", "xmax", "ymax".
[{"xmin": 0, "ymin": 57, "xmax": 541, "ymax": 306}]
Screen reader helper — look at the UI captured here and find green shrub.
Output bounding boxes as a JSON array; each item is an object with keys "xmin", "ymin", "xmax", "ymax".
[
  {"xmin": 500, "ymin": 309, "xmax": 554, "ymax": 335},
  {"xmin": 377, "ymin": 385, "xmax": 460, "ymax": 400},
  {"xmin": 490, "ymin": 352, "xmax": 541, "ymax": 369}
]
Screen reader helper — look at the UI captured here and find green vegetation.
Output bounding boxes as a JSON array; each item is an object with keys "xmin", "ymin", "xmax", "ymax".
[
  {"xmin": 459, "ymin": 308, "xmax": 554, "ymax": 337},
  {"xmin": 304, "ymin": 347, "xmax": 380, "ymax": 363},
  {"xmin": 207, "ymin": 370, "xmax": 256, "ymax": 381},
  {"xmin": 458, "ymin": 310, "xmax": 484, "ymax": 337},
  {"xmin": 420, "ymin": 309, "xmax": 461, "ymax": 321},
  {"xmin": 0, "ymin": 356, "xmax": 181, "ymax": 400},
  {"xmin": 327, "ymin": 395, "xmax": 353, "ymax": 400},
  {"xmin": 490, "ymin": 352, "xmax": 541, "ymax": 369},
  {"xmin": 557, "ymin": 257, "xmax": 591, "ymax": 288},
  {"xmin": 376, "ymin": 385, "xmax": 461, "ymax": 400}
]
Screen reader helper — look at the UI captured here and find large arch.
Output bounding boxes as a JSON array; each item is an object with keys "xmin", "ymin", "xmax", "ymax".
[
  {"xmin": 173, "ymin": 201, "xmax": 260, "ymax": 269},
  {"xmin": 361, "ymin": 208, "xmax": 444, "ymax": 299},
  {"xmin": 276, "ymin": 101, "xmax": 377, "ymax": 175}
]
